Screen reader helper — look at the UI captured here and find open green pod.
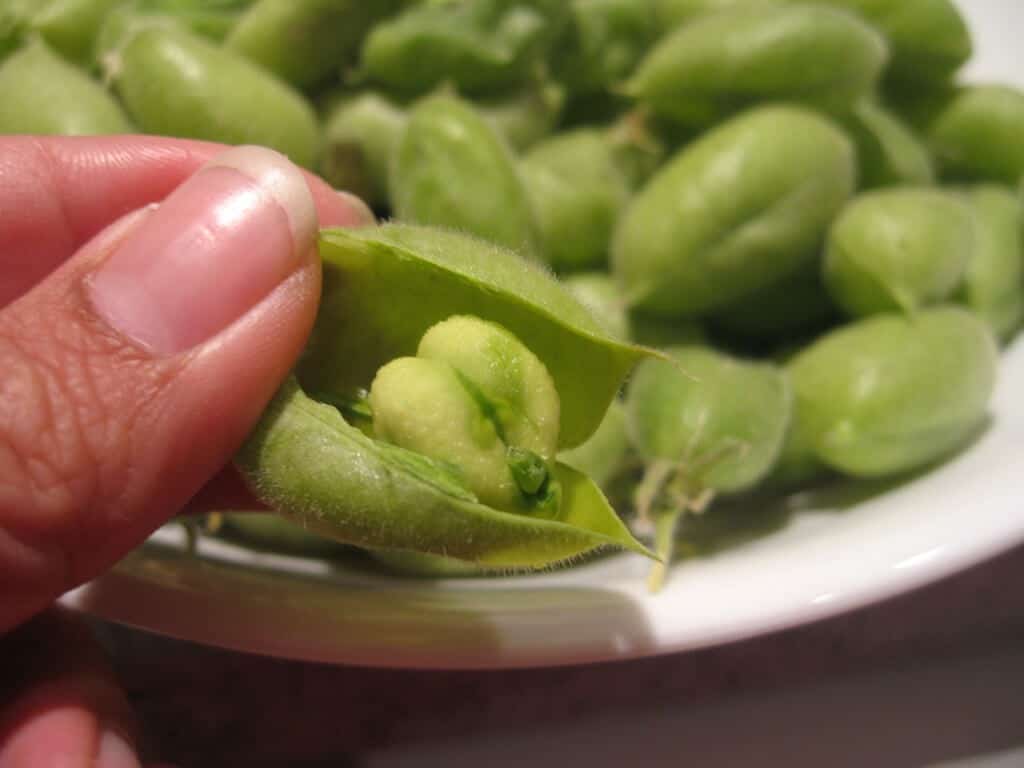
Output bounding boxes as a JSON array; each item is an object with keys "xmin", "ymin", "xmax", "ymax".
[{"xmin": 237, "ymin": 224, "xmax": 656, "ymax": 569}]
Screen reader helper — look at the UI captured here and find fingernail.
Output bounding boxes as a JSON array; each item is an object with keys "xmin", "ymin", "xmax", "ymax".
[
  {"xmin": 88, "ymin": 145, "xmax": 317, "ymax": 356},
  {"xmin": 96, "ymin": 729, "xmax": 141, "ymax": 768},
  {"xmin": 336, "ymin": 190, "xmax": 376, "ymax": 226}
]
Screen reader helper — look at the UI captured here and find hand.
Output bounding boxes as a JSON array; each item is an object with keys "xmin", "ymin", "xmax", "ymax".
[{"xmin": 0, "ymin": 136, "xmax": 373, "ymax": 767}]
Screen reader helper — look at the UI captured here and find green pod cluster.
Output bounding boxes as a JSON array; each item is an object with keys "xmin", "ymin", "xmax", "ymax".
[
  {"xmin": 957, "ymin": 185, "xmax": 1024, "ymax": 341},
  {"xmin": 236, "ymin": 224, "xmax": 655, "ymax": 568},
  {"xmin": 824, "ymin": 187, "xmax": 973, "ymax": 318},
  {"xmin": 0, "ymin": 37, "xmax": 132, "ymax": 135},
  {"xmin": 321, "ymin": 91, "xmax": 406, "ymax": 209},
  {"xmin": 613, "ymin": 106, "xmax": 856, "ymax": 317},
  {"xmin": 108, "ymin": 26, "xmax": 321, "ymax": 168},
  {"xmin": 929, "ymin": 85, "xmax": 1024, "ymax": 185},
  {"xmin": 796, "ymin": 0, "xmax": 971, "ymax": 87},
  {"xmin": 563, "ymin": 272, "xmax": 631, "ymax": 341},
  {"xmin": 787, "ymin": 307, "xmax": 998, "ymax": 477},
  {"xmin": 520, "ymin": 129, "xmax": 630, "ymax": 272},
  {"xmin": 837, "ymin": 101, "xmax": 935, "ymax": 190},
  {"xmin": 624, "ymin": 5, "xmax": 887, "ymax": 127},
  {"xmin": 226, "ymin": 0, "xmax": 405, "ymax": 91},
  {"xmin": 552, "ymin": 0, "xmax": 656, "ymax": 97},
  {"xmin": 360, "ymin": 0, "xmax": 568, "ymax": 97},
  {"xmin": 390, "ymin": 95, "xmax": 539, "ymax": 257}
]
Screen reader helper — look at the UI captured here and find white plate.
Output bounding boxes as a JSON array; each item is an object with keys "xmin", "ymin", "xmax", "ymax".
[{"xmin": 63, "ymin": 1, "xmax": 1024, "ymax": 670}]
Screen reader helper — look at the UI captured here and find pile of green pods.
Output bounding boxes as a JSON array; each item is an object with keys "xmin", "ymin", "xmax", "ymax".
[{"xmin": 4, "ymin": 0, "xmax": 1021, "ymax": 588}]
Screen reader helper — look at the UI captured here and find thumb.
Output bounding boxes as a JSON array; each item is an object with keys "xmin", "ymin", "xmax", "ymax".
[{"xmin": 0, "ymin": 145, "xmax": 326, "ymax": 630}]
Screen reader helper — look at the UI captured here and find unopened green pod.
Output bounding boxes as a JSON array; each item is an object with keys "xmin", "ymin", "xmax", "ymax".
[
  {"xmin": 928, "ymin": 85, "xmax": 1024, "ymax": 185},
  {"xmin": 625, "ymin": 346, "xmax": 791, "ymax": 588},
  {"xmin": 552, "ymin": 0, "xmax": 656, "ymax": 97},
  {"xmin": 391, "ymin": 95, "xmax": 539, "ymax": 257},
  {"xmin": 321, "ymin": 91, "xmax": 406, "ymax": 209},
  {"xmin": 837, "ymin": 101, "xmax": 935, "ymax": 190},
  {"xmin": 226, "ymin": 0, "xmax": 406, "ymax": 91},
  {"xmin": 0, "ymin": 37, "xmax": 132, "ymax": 135},
  {"xmin": 361, "ymin": 0, "xmax": 569, "ymax": 97},
  {"xmin": 520, "ymin": 129, "xmax": 630, "ymax": 271},
  {"xmin": 796, "ymin": 0, "xmax": 971, "ymax": 88},
  {"xmin": 626, "ymin": 347, "xmax": 791, "ymax": 494},
  {"xmin": 26, "ymin": 0, "xmax": 123, "ymax": 66},
  {"xmin": 957, "ymin": 185, "xmax": 1024, "ymax": 341},
  {"xmin": 237, "ymin": 224, "xmax": 655, "ymax": 568},
  {"xmin": 787, "ymin": 307, "xmax": 998, "ymax": 477},
  {"xmin": 824, "ymin": 187, "xmax": 973, "ymax": 318},
  {"xmin": 109, "ymin": 26, "xmax": 321, "ymax": 168},
  {"xmin": 477, "ymin": 81, "xmax": 566, "ymax": 152},
  {"xmin": 563, "ymin": 272, "xmax": 630, "ymax": 341},
  {"xmin": 624, "ymin": 5, "xmax": 887, "ymax": 127},
  {"xmin": 612, "ymin": 106, "xmax": 856, "ymax": 317}
]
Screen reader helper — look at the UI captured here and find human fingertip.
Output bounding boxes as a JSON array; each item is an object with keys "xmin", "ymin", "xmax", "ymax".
[
  {"xmin": 335, "ymin": 190, "xmax": 376, "ymax": 227},
  {"xmin": 87, "ymin": 144, "xmax": 318, "ymax": 356},
  {"xmin": 96, "ymin": 727, "xmax": 141, "ymax": 768}
]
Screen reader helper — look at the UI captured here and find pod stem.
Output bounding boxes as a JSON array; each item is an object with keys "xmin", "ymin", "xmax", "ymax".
[
  {"xmin": 646, "ymin": 485, "xmax": 717, "ymax": 593},
  {"xmin": 635, "ymin": 437, "xmax": 746, "ymax": 591}
]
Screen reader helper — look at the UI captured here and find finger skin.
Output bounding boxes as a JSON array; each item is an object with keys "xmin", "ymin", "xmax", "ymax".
[
  {"xmin": 0, "ymin": 135, "xmax": 369, "ymax": 307},
  {"xmin": 0, "ymin": 608, "xmax": 138, "ymax": 768},
  {"xmin": 0, "ymin": 138, "xmax": 371, "ymax": 631}
]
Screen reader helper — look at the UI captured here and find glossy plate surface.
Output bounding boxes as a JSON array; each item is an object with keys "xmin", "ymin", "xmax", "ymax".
[{"xmin": 64, "ymin": 1, "xmax": 1024, "ymax": 669}]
